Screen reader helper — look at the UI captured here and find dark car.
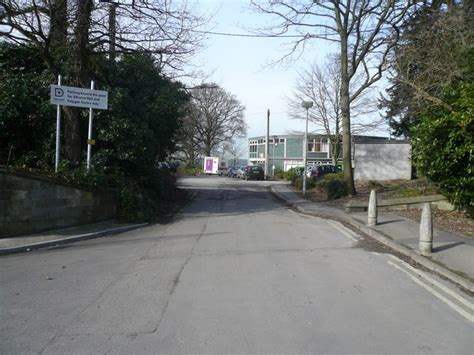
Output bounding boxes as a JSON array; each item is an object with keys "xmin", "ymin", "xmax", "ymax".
[
  {"xmin": 308, "ymin": 165, "xmax": 341, "ymax": 180},
  {"xmin": 242, "ymin": 165, "xmax": 264, "ymax": 180}
]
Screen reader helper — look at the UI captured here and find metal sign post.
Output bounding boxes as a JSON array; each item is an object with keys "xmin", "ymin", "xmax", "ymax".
[
  {"xmin": 50, "ymin": 81, "xmax": 107, "ymax": 172},
  {"xmin": 55, "ymin": 75, "xmax": 62, "ymax": 173},
  {"xmin": 86, "ymin": 81, "xmax": 94, "ymax": 171}
]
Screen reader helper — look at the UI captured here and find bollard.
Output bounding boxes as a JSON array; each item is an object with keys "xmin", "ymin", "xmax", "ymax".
[
  {"xmin": 368, "ymin": 189, "xmax": 377, "ymax": 226},
  {"xmin": 419, "ymin": 203, "xmax": 433, "ymax": 256}
]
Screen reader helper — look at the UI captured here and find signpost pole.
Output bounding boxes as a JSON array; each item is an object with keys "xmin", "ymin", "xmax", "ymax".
[
  {"xmin": 55, "ymin": 75, "xmax": 62, "ymax": 173},
  {"xmin": 86, "ymin": 80, "xmax": 94, "ymax": 171}
]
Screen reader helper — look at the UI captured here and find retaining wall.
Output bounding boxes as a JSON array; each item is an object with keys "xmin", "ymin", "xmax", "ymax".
[{"xmin": 0, "ymin": 168, "xmax": 117, "ymax": 237}]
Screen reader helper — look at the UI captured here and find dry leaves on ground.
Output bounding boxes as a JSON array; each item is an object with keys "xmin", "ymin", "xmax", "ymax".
[{"xmin": 304, "ymin": 179, "xmax": 473, "ymax": 238}]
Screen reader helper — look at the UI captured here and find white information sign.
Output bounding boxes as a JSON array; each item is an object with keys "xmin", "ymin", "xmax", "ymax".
[{"xmin": 50, "ymin": 85, "xmax": 108, "ymax": 110}]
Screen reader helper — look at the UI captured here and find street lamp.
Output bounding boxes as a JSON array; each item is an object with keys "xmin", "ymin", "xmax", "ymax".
[{"xmin": 301, "ymin": 100, "xmax": 313, "ymax": 196}]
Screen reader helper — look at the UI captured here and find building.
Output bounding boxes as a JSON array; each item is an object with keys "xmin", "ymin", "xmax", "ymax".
[{"xmin": 248, "ymin": 134, "xmax": 412, "ymax": 180}]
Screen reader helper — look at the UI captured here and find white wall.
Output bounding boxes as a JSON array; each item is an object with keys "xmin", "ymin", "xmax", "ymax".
[{"xmin": 354, "ymin": 142, "xmax": 412, "ymax": 181}]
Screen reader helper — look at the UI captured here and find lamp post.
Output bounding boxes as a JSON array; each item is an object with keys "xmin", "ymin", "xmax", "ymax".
[{"xmin": 301, "ymin": 100, "xmax": 313, "ymax": 196}]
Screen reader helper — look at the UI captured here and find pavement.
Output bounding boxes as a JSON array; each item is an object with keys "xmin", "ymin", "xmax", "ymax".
[
  {"xmin": 0, "ymin": 220, "xmax": 148, "ymax": 255},
  {"xmin": 1, "ymin": 182, "xmax": 472, "ymax": 293},
  {"xmin": 270, "ymin": 183, "xmax": 474, "ymax": 293}
]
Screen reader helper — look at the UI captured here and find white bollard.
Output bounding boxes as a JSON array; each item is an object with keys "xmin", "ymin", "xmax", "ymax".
[
  {"xmin": 368, "ymin": 189, "xmax": 377, "ymax": 226},
  {"xmin": 419, "ymin": 203, "xmax": 433, "ymax": 256}
]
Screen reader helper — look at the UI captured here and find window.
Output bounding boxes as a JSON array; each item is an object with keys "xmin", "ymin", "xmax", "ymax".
[
  {"xmin": 308, "ymin": 138, "xmax": 321, "ymax": 152},
  {"xmin": 308, "ymin": 137, "xmax": 329, "ymax": 152}
]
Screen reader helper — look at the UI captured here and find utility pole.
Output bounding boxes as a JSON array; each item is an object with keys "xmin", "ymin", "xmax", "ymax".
[
  {"xmin": 99, "ymin": 0, "xmax": 117, "ymax": 61},
  {"xmin": 108, "ymin": 2, "xmax": 117, "ymax": 61},
  {"xmin": 265, "ymin": 109, "xmax": 270, "ymax": 180}
]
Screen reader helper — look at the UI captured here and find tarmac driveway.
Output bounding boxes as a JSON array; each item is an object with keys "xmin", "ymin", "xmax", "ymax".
[{"xmin": 1, "ymin": 176, "xmax": 472, "ymax": 354}]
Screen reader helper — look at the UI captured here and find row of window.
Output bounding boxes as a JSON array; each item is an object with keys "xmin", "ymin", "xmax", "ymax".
[
  {"xmin": 249, "ymin": 138, "xmax": 329, "ymax": 153},
  {"xmin": 249, "ymin": 138, "xmax": 286, "ymax": 145}
]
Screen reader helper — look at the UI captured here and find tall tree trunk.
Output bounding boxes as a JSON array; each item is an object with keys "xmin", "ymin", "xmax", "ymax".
[
  {"xmin": 340, "ymin": 34, "xmax": 356, "ymax": 195},
  {"xmin": 331, "ymin": 119, "xmax": 340, "ymax": 165},
  {"xmin": 63, "ymin": 107, "xmax": 82, "ymax": 164},
  {"xmin": 63, "ymin": 0, "xmax": 94, "ymax": 164},
  {"xmin": 188, "ymin": 149, "xmax": 195, "ymax": 167}
]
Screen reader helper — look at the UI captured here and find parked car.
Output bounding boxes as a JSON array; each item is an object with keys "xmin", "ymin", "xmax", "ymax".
[
  {"xmin": 218, "ymin": 166, "xmax": 228, "ymax": 176},
  {"xmin": 236, "ymin": 166, "xmax": 247, "ymax": 179},
  {"xmin": 157, "ymin": 161, "xmax": 170, "ymax": 170},
  {"xmin": 308, "ymin": 165, "xmax": 341, "ymax": 180},
  {"xmin": 242, "ymin": 165, "xmax": 265, "ymax": 180},
  {"xmin": 227, "ymin": 167, "xmax": 239, "ymax": 178}
]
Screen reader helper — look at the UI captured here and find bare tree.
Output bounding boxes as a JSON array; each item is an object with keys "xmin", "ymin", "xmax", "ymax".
[
  {"xmin": 224, "ymin": 140, "xmax": 246, "ymax": 167},
  {"xmin": 251, "ymin": 0, "xmax": 415, "ymax": 195},
  {"xmin": 0, "ymin": 0, "xmax": 208, "ymax": 163},
  {"xmin": 190, "ymin": 84, "xmax": 247, "ymax": 157},
  {"xmin": 176, "ymin": 102, "xmax": 200, "ymax": 166},
  {"xmin": 91, "ymin": 0, "xmax": 208, "ymax": 73},
  {"xmin": 1, "ymin": 1, "xmax": 208, "ymax": 73},
  {"xmin": 288, "ymin": 56, "xmax": 381, "ymax": 164}
]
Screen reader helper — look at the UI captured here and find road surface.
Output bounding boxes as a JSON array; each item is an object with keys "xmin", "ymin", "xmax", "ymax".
[{"xmin": 1, "ymin": 176, "xmax": 472, "ymax": 354}]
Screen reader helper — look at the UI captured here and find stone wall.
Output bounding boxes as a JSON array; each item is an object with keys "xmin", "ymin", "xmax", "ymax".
[
  {"xmin": 0, "ymin": 169, "xmax": 117, "ymax": 237},
  {"xmin": 354, "ymin": 141, "xmax": 412, "ymax": 181}
]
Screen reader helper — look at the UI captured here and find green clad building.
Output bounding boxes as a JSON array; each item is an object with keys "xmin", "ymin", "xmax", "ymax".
[{"xmin": 248, "ymin": 134, "xmax": 390, "ymax": 172}]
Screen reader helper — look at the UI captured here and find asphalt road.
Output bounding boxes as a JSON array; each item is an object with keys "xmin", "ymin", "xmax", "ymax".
[{"xmin": 1, "ymin": 176, "xmax": 472, "ymax": 354}]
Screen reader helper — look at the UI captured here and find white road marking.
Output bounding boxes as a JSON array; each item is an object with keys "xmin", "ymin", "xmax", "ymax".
[
  {"xmin": 327, "ymin": 220, "xmax": 358, "ymax": 242},
  {"xmin": 387, "ymin": 260, "xmax": 474, "ymax": 323}
]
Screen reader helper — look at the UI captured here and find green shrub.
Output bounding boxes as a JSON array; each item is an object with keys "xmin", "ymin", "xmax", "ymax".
[
  {"xmin": 316, "ymin": 173, "xmax": 349, "ymax": 200},
  {"xmin": 178, "ymin": 165, "xmax": 202, "ymax": 176},
  {"xmin": 274, "ymin": 168, "xmax": 284, "ymax": 179},
  {"xmin": 411, "ymin": 82, "xmax": 474, "ymax": 209},
  {"xmin": 284, "ymin": 167, "xmax": 304, "ymax": 185},
  {"xmin": 284, "ymin": 167, "xmax": 297, "ymax": 182},
  {"xmin": 53, "ymin": 161, "xmax": 178, "ymax": 222},
  {"xmin": 293, "ymin": 176, "xmax": 316, "ymax": 191}
]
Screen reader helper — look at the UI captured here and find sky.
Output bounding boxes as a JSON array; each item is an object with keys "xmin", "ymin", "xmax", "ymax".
[{"xmin": 189, "ymin": 0, "xmax": 390, "ymax": 152}]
